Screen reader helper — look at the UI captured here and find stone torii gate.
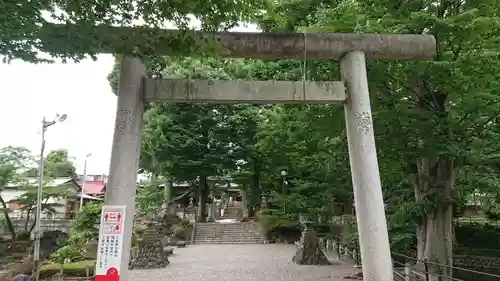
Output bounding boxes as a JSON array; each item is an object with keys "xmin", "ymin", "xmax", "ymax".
[{"xmin": 41, "ymin": 25, "xmax": 435, "ymax": 281}]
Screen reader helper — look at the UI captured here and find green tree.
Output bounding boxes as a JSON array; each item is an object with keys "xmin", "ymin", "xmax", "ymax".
[
  {"xmin": 8, "ymin": 178, "xmax": 71, "ymax": 234},
  {"xmin": 132, "ymin": 57, "xmax": 355, "ymax": 224},
  {"xmin": 26, "ymin": 148, "xmax": 76, "ymax": 178},
  {"xmin": 258, "ymin": 0, "xmax": 499, "ymax": 278},
  {"xmin": 224, "ymin": 105, "xmax": 263, "ymax": 217},
  {"xmin": 72, "ymin": 202, "xmax": 103, "ymax": 236},
  {"xmin": 95, "ymin": 3, "xmax": 500, "ymax": 279},
  {"xmin": 0, "ymin": 146, "xmax": 35, "ymax": 239},
  {"xmin": 139, "ymin": 58, "xmax": 260, "ymax": 221},
  {"xmin": 352, "ymin": 3, "xmax": 498, "ymax": 279},
  {"xmin": 1, "ymin": 0, "xmax": 264, "ymax": 62},
  {"xmin": 135, "ymin": 181, "xmax": 165, "ymax": 219},
  {"xmin": 255, "ymin": 105, "xmax": 352, "ymax": 219},
  {"xmin": 0, "ymin": 146, "xmax": 74, "ymax": 239},
  {"xmin": 45, "ymin": 149, "xmax": 76, "ymax": 177}
]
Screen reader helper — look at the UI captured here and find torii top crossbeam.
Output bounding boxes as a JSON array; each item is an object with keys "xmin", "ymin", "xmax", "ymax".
[{"xmin": 39, "ymin": 24, "xmax": 436, "ymax": 60}]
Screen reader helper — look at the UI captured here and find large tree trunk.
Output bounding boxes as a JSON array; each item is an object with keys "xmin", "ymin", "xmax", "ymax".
[
  {"xmin": 414, "ymin": 157, "xmax": 456, "ymax": 281},
  {"xmin": 29, "ymin": 216, "xmax": 36, "ymax": 234},
  {"xmin": 196, "ymin": 175, "xmax": 208, "ymax": 222},
  {"xmin": 165, "ymin": 180, "xmax": 176, "ymax": 215},
  {"xmin": 248, "ymin": 156, "xmax": 261, "ymax": 217},
  {"xmin": 23, "ymin": 207, "xmax": 32, "ymax": 232},
  {"xmin": 0, "ymin": 195, "xmax": 16, "ymax": 240}
]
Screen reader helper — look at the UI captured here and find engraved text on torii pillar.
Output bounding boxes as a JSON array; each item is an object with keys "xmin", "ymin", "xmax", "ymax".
[
  {"xmin": 355, "ymin": 111, "xmax": 372, "ymax": 134},
  {"xmin": 116, "ymin": 109, "xmax": 132, "ymax": 133}
]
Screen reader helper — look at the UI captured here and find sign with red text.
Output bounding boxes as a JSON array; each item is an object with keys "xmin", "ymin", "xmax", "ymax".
[{"xmin": 95, "ymin": 205, "xmax": 126, "ymax": 281}]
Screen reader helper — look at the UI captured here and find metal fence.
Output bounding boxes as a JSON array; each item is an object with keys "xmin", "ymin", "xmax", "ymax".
[{"xmin": 317, "ymin": 237, "xmax": 500, "ymax": 281}]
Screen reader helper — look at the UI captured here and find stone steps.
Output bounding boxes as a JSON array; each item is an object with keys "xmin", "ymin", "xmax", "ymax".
[
  {"xmin": 194, "ymin": 238, "xmax": 266, "ymax": 244},
  {"xmin": 195, "ymin": 230, "xmax": 262, "ymax": 235},
  {"xmin": 222, "ymin": 201, "xmax": 243, "ymax": 219},
  {"xmin": 194, "ymin": 222, "xmax": 265, "ymax": 244},
  {"xmin": 222, "ymin": 207, "xmax": 242, "ymax": 219},
  {"xmin": 196, "ymin": 226, "xmax": 258, "ymax": 231}
]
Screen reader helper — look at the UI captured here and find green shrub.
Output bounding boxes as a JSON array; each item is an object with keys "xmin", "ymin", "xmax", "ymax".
[
  {"xmin": 339, "ymin": 224, "xmax": 358, "ymax": 247},
  {"xmin": 180, "ymin": 219, "xmax": 191, "ymax": 227},
  {"xmin": 172, "ymin": 224, "xmax": 186, "ymax": 239},
  {"xmin": 50, "ymin": 244, "xmax": 89, "ymax": 263},
  {"xmin": 39, "ymin": 260, "xmax": 95, "ymax": 279},
  {"xmin": 456, "ymin": 223, "xmax": 500, "ymax": 249},
  {"xmin": 314, "ymin": 223, "xmax": 331, "ymax": 235},
  {"xmin": 256, "ymin": 209, "xmax": 301, "ymax": 242},
  {"xmin": 131, "ymin": 231, "xmax": 138, "ymax": 246},
  {"xmin": 67, "ymin": 231, "xmax": 94, "ymax": 245},
  {"xmin": 256, "ymin": 209, "xmax": 299, "ymax": 231},
  {"xmin": 16, "ymin": 231, "xmax": 30, "ymax": 241},
  {"xmin": 73, "ymin": 202, "xmax": 103, "ymax": 235},
  {"xmin": 50, "ymin": 203, "xmax": 104, "ymax": 263},
  {"xmin": 0, "ymin": 242, "xmax": 6, "ymax": 255},
  {"xmin": 134, "ymin": 225, "xmax": 147, "ymax": 235},
  {"xmin": 51, "ymin": 230, "xmax": 96, "ymax": 263}
]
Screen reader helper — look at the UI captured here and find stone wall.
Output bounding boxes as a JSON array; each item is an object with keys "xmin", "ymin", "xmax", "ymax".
[
  {"xmin": 0, "ymin": 219, "xmax": 72, "ymax": 236},
  {"xmin": 454, "ymin": 255, "xmax": 500, "ymax": 271},
  {"xmin": 454, "ymin": 255, "xmax": 500, "ymax": 281}
]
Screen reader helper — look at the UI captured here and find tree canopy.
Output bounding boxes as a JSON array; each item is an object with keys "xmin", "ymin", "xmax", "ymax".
[
  {"xmin": 3, "ymin": 0, "xmax": 499, "ymax": 278},
  {"xmin": 105, "ymin": 0, "xmax": 498, "ymax": 277},
  {"xmin": 0, "ymin": 0, "xmax": 266, "ymax": 62}
]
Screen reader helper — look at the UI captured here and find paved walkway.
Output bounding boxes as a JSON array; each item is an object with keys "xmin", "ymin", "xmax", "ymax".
[{"xmin": 129, "ymin": 244, "xmax": 360, "ymax": 281}]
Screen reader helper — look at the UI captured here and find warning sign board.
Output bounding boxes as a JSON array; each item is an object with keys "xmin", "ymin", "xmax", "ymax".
[{"xmin": 95, "ymin": 205, "xmax": 126, "ymax": 281}]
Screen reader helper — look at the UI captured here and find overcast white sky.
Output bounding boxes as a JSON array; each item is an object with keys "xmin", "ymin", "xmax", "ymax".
[
  {"xmin": 0, "ymin": 22, "xmax": 259, "ymax": 176},
  {"xmin": 0, "ymin": 55, "xmax": 117, "ymax": 175}
]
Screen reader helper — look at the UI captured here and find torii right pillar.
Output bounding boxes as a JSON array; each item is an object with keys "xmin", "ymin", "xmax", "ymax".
[{"xmin": 341, "ymin": 51, "xmax": 392, "ymax": 280}]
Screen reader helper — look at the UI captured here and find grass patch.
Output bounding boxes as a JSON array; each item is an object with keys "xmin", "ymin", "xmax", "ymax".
[{"xmin": 39, "ymin": 260, "xmax": 95, "ymax": 279}]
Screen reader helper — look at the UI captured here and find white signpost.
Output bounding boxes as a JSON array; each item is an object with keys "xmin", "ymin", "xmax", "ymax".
[{"xmin": 95, "ymin": 205, "xmax": 126, "ymax": 281}]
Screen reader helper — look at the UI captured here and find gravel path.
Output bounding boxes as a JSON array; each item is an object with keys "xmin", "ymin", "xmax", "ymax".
[{"xmin": 129, "ymin": 244, "xmax": 359, "ymax": 281}]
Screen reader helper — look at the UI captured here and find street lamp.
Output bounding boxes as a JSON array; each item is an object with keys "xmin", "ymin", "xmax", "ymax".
[
  {"xmin": 280, "ymin": 169, "xmax": 288, "ymax": 194},
  {"xmin": 79, "ymin": 153, "xmax": 92, "ymax": 211},
  {"xmin": 280, "ymin": 169, "xmax": 288, "ymax": 214},
  {"xmin": 34, "ymin": 114, "xmax": 67, "ymax": 270}
]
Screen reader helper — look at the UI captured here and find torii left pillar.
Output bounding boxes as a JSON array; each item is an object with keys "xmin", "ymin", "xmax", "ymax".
[{"xmin": 104, "ymin": 57, "xmax": 146, "ymax": 281}]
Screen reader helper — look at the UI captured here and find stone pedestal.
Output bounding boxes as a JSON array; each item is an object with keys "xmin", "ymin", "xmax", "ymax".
[
  {"xmin": 128, "ymin": 240, "xmax": 169, "ymax": 269},
  {"xmin": 260, "ymin": 195, "xmax": 268, "ymax": 209},
  {"xmin": 292, "ymin": 225, "xmax": 331, "ymax": 265},
  {"xmin": 241, "ymin": 190, "xmax": 249, "ymax": 218},
  {"xmin": 129, "ymin": 223, "xmax": 170, "ymax": 269},
  {"xmin": 207, "ymin": 203, "xmax": 215, "ymax": 221}
]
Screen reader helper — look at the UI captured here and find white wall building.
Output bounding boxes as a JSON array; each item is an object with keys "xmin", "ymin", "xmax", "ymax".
[{"xmin": 1, "ymin": 177, "xmax": 80, "ymax": 219}]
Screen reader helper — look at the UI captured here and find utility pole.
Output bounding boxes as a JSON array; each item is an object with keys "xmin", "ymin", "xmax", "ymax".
[
  {"xmin": 34, "ymin": 114, "xmax": 67, "ymax": 279},
  {"xmin": 79, "ymin": 153, "xmax": 92, "ymax": 211}
]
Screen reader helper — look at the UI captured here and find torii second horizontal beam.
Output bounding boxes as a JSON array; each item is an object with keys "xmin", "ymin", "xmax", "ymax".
[
  {"xmin": 143, "ymin": 79, "xmax": 346, "ymax": 104},
  {"xmin": 38, "ymin": 24, "xmax": 436, "ymax": 60}
]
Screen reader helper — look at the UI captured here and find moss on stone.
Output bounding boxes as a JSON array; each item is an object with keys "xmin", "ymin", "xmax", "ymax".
[{"xmin": 38, "ymin": 260, "xmax": 95, "ymax": 279}]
